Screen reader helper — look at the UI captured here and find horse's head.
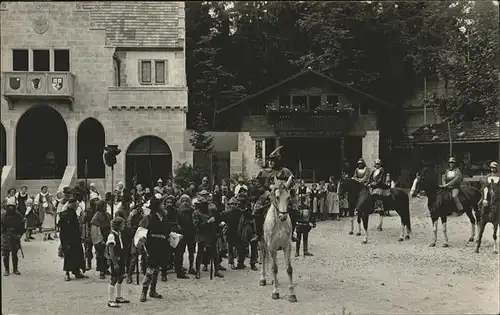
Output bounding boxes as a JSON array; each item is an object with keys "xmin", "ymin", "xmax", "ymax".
[
  {"xmin": 271, "ymin": 176, "xmax": 292, "ymax": 222},
  {"xmin": 410, "ymin": 166, "xmax": 437, "ymax": 198}
]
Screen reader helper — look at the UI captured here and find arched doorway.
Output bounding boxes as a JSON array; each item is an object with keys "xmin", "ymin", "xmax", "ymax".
[
  {"xmin": 77, "ymin": 118, "xmax": 105, "ymax": 178},
  {"xmin": 126, "ymin": 136, "xmax": 172, "ymax": 189},
  {"xmin": 0, "ymin": 123, "xmax": 6, "ymax": 169},
  {"xmin": 16, "ymin": 106, "xmax": 68, "ymax": 179}
]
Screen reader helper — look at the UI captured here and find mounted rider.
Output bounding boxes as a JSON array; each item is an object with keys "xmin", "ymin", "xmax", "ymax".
[
  {"xmin": 250, "ymin": 145, "xmax": 297, "ymax": 243},
  {"xmin": 352, "ymin": 158, "xmax": 371, "ymax": 185},
  {"xmin": 369, "ymin": 159, "xmax": 389, "ymax": 211},
  {"xmin": 480, "ymin": 161, "xmax": 500, "ymax": 206},
  {"xmin": 441, "ymin": 157, "xmax": 464, "ymax": 213}
]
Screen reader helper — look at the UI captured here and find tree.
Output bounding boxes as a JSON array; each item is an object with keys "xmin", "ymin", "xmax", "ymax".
[{"xmin": 189, "ymin": 112, "xmax": 214, "ymax": 151}]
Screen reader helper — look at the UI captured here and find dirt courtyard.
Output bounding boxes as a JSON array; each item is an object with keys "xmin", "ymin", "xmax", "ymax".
[{"xmin": 2, "ymin": 197, "xmax": 499, "ymax": 315}]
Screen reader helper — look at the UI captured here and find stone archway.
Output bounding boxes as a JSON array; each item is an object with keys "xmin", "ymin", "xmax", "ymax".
[
  {"xmin": 0, "ymin": 123, "xmax": 6, "ymax": 169},
  {"xmin": 16, "ymin": 105, "xmax": 68, "ymax": 179},
  {"xmin": 125, "ymin": 136, "xmax": 172, "ymax": 189},
  {"xmin": 77, "ymin": 118, "xmax": 105, "ymax": 178}
]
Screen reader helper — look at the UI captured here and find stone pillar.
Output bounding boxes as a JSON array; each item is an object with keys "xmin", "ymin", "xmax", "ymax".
[
  {"xmin": 362, "ymin": 130, "xmax": 379, "ymax": 168},
  {"xmin": 6, "ymin": 125, "xmax": 15, "ymax": 165}
]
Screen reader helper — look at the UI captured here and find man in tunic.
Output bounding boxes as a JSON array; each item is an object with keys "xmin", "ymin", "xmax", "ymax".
[
  {"xmin": 134, "ymin": 196, "xmax": 171, "ymax": 302},
  {"xmin": 1, "ymin": 204, "xmax": 25, "ymax": 276},
  {"xmin": 234, "ymin": 188, "xmax": 258, "ymax": 270},
  {"xmin": 441, "ymin": 157, "xmax": 464, "ymax": 213},
  {"xmin": 162, "ymin": 195, "xmax": 189, "ymax": 280},
  {"xmin": 89, "ymin": 183, "xmax": 101, "ymax": 201},
  {"xmin": 251, "ymin": 146, "xmax": 297, "ymax": 243},
  {"xmin": 126, "ymin": 200, "xmax": 146, "ymax": 284},
  {"xmin": 198, "ymin": 176, "xmax": 211, "ymax": 192},
  {"xmin": 82, "ymin": 198, "xmax": 98, "ymax": 270},
  {"xmin": 154, "ymin": 178, "xmax": 165, "ymax": 196},
  {"xmin": 193, "ymin": 190, "xmax": 224, "ymax": 279},
  {"xmin": 295, "ymin": 195, "xmax": 316, "ymax": 257},
  {"xmin": 177, "ymin": 194, "xmax": 196, "ymax": 275},
  {"xmin": 352, "ymin": 158, "xmax": 371, "ymax": 185},
  {"xmin": 91, "ymin": 200, "xmax": 112, "ymax": 279},
  {"xmin": 369, "ymin": 159, "xmax": 389, "ymax": 212},
  {"xmin": 480, "ymin": 161, "xmax": 499, "ymax": 206},
  {"xmin": 105, "ymin": 217, "xmax": 130, "ymax": 308}
]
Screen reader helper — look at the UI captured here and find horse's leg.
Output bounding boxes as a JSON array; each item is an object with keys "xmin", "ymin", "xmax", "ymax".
[
  {"xmin": 441, "ymin": 215, "xmax": 449, "ymax": 247},
  {"xmin": 361, "ymin": 213, "xmax": 369, "ymax": 244},
  {"xmin": 284, "ymin": 243, "xmax": 297, "ymax": 302},
  {"xmin": 377, "ymin": 210, "xmax": 383, "ymax": 231},
  {"xmin": 475, "ymin": 220, "xmax": 486, "ymax": 253},
  {"xmin": 259, "ymin": 242, "xmax": 267, "ymax": 286},
  {"xmin": 349, "ymin": 214, "xmax": 354, "ymax": 235},
  {"xmin": 429, "ymin": 214, "xmax": 439, "ymax": 247},
  {"xmin": 356, "ymin": 213, "xmax": 362, "ymax": 236},
  {"xmin": 492, "ymin": 223, "xmax": 498, "ymax": 254},
  {"xmin": 465, "ymin": 209, "xmax": 476, "ymax": 242},
  {"xmin": 270, "ymin": 250, "xmax": 279, "ymax": 300}
]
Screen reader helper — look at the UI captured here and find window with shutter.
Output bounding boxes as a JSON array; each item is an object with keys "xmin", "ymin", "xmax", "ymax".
[
  {"xmin": 140, "ymin": 61, "xmax": 151, "ymax": 84},
  {"xmin": 155, "ymin": 60, "xmax": 165, "ymax": 84}
]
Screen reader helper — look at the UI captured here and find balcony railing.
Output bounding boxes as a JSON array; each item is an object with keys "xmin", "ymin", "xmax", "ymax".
[{"xmin": 2, "ymin": 71, "xmax": 75, "ymax": 109}]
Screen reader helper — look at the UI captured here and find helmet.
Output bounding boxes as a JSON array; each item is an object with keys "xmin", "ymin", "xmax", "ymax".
[
  {"xmin": 157, "ymin": 178, "xmax": 163, "ymax": 183},
  {"xmin": 374, "ymin": 159, "xmax": 381, "ymax": 165},
  {"xmin": 357, "ymin": 158, "xmax": 365, "ymax": 165},
  {"xmin": 490, "ymin": 161, "xmax": 498, "ymax": 169},
  {"xmin": 448, "ymin": 157, "xmax": 456, "ymax": 163},
  {"xmin": 267, "ymin": 146, "xmax": 283, "ymax": 161}
]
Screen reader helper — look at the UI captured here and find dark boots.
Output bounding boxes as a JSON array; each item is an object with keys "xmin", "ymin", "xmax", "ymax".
[
  {"xmin": 188, "ymin": 259, "xmax": 196, "ymax": 275},
  {"xmin": 3, "ymin": 256, "xmax": 9, "ymax": 276},
  {"xmin": 303, "ymin": 236, "xmax": 313, "ymax": 256},
  {"xmin": 140, "ymin": 286, "xmax": 148, "ymax": 302},
  {"xmin": 12, "ymin": 255, "xmax": 20, "ymax": 275},
  {"xmin": 140, "ymin": 272, "xmax": 162, "ymax": 302},
  {"xmin": 86, "ymin": 258, "xmax": 92, "ymax": 271}
]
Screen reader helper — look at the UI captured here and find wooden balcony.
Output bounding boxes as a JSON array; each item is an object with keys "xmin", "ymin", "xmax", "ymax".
[{"xmin": 2, "ymin": 71, "xmax": 75, "ymax": 109}]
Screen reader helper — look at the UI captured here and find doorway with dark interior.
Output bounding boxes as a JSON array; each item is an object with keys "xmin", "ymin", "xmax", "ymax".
[
  {"xmin": 16, "ymin": 105, "xmax": 68, "ymax": 179},
  {"xmin": 280, "ymin": 137, "xmax": 341, "ymax": 182},
  {"xmin": 125, "ymin": 136, "xmax": 172, "ymax": 190},
  {"xmin": 1, "ymin": 123, "xmax": 6, "ymax": 169}
]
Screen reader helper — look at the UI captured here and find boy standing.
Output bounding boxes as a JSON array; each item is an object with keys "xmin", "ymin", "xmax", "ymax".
[{"xmin": 106, "ymin": 217, "xmax": 130, "ymax": 308}]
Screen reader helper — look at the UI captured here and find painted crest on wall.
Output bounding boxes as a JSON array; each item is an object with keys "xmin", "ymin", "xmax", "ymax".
[
  {"xmin": 9, "ymin": 77, "xmax": 20, "ymax": 90},
  {"xmin": 31, "ymin": 78, "xmax": 41, "ymax": 89},
  {"xmin": 32, "ymin": 15, "xmax": 49, "ymax": 34},
  {"xmin": 52, "ymin": 77, "xmax": 63, "ymax": 90}
]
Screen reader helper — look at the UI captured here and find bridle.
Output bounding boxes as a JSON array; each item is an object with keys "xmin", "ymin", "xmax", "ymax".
[{"xmin": 270, "ymin": 178, "xmax": 291, "ymax": 217}]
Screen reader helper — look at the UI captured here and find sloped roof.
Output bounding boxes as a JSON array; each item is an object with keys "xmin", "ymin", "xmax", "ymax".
[
  {"xmin": 403, "ymin": 121, "xmax": 499, "ymax": 144},
  {"xmin": 82, "ymin": 2, "xmax": 182, "ymax": 48},
  {"xmin": 216, "ymin": 69, "xmax": 393, "ymax": 114}
]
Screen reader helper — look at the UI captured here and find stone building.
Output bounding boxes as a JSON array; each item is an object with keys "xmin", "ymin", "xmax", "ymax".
[
  {"xmin": 214, "ymin": 69, "xmax": 395, "ymax": 182},
  {"xmin": 0, "ymin": 2, "xmax": 189, "ymax": 196}
]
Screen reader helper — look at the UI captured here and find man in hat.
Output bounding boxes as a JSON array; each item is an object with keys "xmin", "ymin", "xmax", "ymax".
[
  {"xmin": 105, "ymin": 216, "xmax": 130, "ymax": 308},
  {"xmin": 251, "ymin": 145, "xmax": 297, "ymax": 243},
  {"xmin": 234, "ymin": 187, "xmax": 258, "ymax": 270},
  {"xmin": 154, "ymin": 178, "xmax": 165, "ymax": 196},
  {"xmin": 134, "ymin": 196, "xmax": 171, "ymax": 302},
  {"xmin": 221, "ymin": 196, "xmax": 241, "ymax": 267},
  {"xmin": 480, "ymin": 161, "xmax": 500, "ymax": 206},
  {"xmin": 177, "ymin": 194, "xmax": 196, "ymax": 275},
  {"xmin": 441, "ymin": 157, "xmax": 464, "ymax": 213},
  {"xmin": 1, "ymin": 204, "xmax": 25, "ymax": 276},
  {"xmin": 234, "ymin": 176, "xmax": 248, "ymax": 196},
  {"xmin": 369, "ymin": 159, "xmax": 389, "ymax": 212},
  {"xmin": 193, "ymin": 190, "xmax": 224, "ymax": 279},
  {"xmin": 186, "ymin": 181, "xmax": 197, "ymax": 198},
  {"xmin": 198, "ymin": 176, "xmax": 211, "ymax": 192},
  {"xmin": 352, "ymin": 158, "xmax": 371, "ymax": 185}
]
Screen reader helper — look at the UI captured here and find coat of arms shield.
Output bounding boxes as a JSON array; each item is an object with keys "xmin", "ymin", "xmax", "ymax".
[
  {"xmin": 31, "ymin": 78, "xmax": 41, "ymax": 89},
  {"xmin": 52, "ymin": 77, "xmax": 63, "ymax": 90},
  {"xmin": 9, "ymin": 77, "xmax": 20, "ymax": 90}
]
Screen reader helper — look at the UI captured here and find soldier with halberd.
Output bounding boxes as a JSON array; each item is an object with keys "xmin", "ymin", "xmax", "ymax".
[
  {"xmin": 352, "ymin": 158, "xmax": 371, "ymax": 185},
  {"xmin": 250, "ymin": 145, "xmax": 297, "ymax": 244},
  {"xmin": 368, "ymin": 159, "xmax": 389, "ymax": 211},
  {"xmin": 480, "ymin": 161, "xmax": 499, "ymax": 207},
  {"xmin": 441, "ymin": 157, "xmax": 464, "ymax": 213},
  {"xmin": 134, "ymin": 195, "xmax": 171, "ymax": 302}
]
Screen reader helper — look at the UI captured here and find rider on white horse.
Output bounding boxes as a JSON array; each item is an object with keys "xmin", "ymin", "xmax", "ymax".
[
  {"xmin": 480, "ymin": 161, "xmax": 500, "ymax": 206},
  {"xmin": 251, "ymin": 146, "xmax": 297, "ymax": 243}
]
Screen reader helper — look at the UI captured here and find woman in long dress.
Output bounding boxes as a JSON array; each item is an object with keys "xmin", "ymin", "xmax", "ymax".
[
  {"xmin": 309, "ymin": 183, "xmax": 319, "ymax": 220},
  {"xmin": 326, "ymin": 176, "xmax": 340, "ymax": 220},
  {"xmin": 16, "ymin": 186, "xmax": 29, "ymax": 216},
  {"xmin": 42, "ymin": 194, "xmax": 56, "ymax": 240},
  {"xmin": 24, "ymin": 198, "xmax": 36, "ymax": 241}
]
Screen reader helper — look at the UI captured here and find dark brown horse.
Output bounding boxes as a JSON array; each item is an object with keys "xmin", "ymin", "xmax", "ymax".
[
  {"xmin": 338, "ymin": 178, "xmax": 411, "ymax": 244},
  {"xmin": 410, "ymin": 166, "xmax": 481, "ymax": 247},
  {"xmin": 475, "ymin": 181, "xmax": 499, "ymax": 254}
]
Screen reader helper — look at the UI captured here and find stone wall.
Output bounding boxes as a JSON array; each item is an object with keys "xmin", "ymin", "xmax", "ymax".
[
  {"xmin": 362, "ymin": 130, "xmax": 380, "ymax": 168},
  {"xmin": 0, "ymin": 2, "xmax": 189, "ymax": 192}
]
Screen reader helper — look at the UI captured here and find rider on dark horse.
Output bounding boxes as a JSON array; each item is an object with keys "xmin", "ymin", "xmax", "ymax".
[
  {"xmin": 368, "ymin": 159, "xmax": 390, "ymax": 212},
  {"xmin": 251, "ymin": 146, "xmax": 297, "ymax": 243},
  {"xmin": 441, "ymin": 157, "xmax": 464, "ymax": 214},
  {"xmin": 480, "ymin": 161, "xmax": 500, "ymax": 207}
]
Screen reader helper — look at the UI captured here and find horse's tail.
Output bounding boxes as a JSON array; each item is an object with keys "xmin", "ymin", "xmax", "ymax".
[{"xmin": 401, "ymin": 192, "xmax": 412, "ymax": 232}]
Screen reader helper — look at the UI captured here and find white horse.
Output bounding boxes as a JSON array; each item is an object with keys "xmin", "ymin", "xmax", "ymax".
[{"xmin": 258, "ymin": 177, "xmax": 297, "ymax": 303}]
